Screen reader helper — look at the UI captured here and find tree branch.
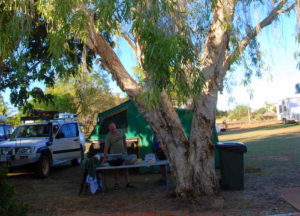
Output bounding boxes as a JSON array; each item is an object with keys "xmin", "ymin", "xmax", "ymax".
[
  {"xmin": 120, "ymin": 32, "xmax": 138, "ymax": 56},
  {"xmin": 200, "ymin": 0, "xmax": 235, "ymax": 81},
  {"xmin": 85, "ymin": 15, "xmax": 142, "ymax": 98},
  {"xmin": 228, "ymin": 0, "xmax": 296, "ymax": 64},
  {"xmin": 277, "ymin": 2, "xmax": 296, "ymax": 14}
]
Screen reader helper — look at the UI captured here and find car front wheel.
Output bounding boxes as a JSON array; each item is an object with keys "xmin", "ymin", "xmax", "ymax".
[{"xmin": 35, "ymin": 154, "xmax": 51, "ymax": 178}]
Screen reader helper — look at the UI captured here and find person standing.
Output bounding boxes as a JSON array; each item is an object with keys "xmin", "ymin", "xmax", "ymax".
[{"xmin": 103, "ymin": 122, "xmax": 134, "ymax": 189}]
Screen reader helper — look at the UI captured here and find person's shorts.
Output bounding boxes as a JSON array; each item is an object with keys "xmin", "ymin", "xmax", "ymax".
[{"xmin": 155, "ymin": 149, "xmax": 166, "ymax": 160}]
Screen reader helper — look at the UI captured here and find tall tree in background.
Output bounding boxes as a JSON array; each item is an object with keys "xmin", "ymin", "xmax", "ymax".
[
  {"xmin": 31, "ymin": 71, "xmax": 124, "ymax": 133},
  {"xmin": 0, "ymin": 95, "xmax": 8, "ymax": 115},
  {"xmin": 0, "ymin": 0, "xmax": 298, "ymax": 197}
]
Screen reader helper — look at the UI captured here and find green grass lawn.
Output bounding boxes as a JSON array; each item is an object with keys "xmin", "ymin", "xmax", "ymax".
[{"xmin": 219, "ymin": 123, "xmax": 300, "ymax": 170}]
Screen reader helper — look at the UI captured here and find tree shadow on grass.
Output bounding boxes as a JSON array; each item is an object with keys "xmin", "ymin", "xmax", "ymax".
[
  {"xmin": 244, "ymin": 132, "xmax": 300, "ymax": 169},
  {"xmin": 222, "ymin": 123, "xmax": 299, "ymax": 136},
  {"xmin": 7, "ymin": 162, "xmax": 81, "ymax": 179}
]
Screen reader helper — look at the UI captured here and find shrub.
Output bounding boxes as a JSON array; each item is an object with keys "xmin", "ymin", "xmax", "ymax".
[{"xmin": 0, "ymin": 166, "xmax": 28, "ymax": 216}]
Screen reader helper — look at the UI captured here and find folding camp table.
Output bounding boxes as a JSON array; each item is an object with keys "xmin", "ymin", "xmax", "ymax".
[{"xmin": 79, "ymin": 160, "xmax": 169, "ymax": 195}]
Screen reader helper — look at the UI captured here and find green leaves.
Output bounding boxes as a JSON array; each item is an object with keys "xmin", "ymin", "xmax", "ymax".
[
  {"xmin": 1, "ymin": 0, "xmax": 207, "ymax": 109},
  {"xmin": 132, "ymin": 1, "xmax": 204, "ymax": 106},
  {"xmin": 0, "ymin": 0, "xmax": 33, "ymax": 59},
  {"xmin": 0, "ymin": 167, "xmax": 28, "ymax": 216}
]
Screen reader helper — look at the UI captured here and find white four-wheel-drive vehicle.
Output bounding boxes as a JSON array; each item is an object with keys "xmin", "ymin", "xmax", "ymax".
[{"xmin": 0, "ymin": 119, "xmax": 85, "ymax": 177}]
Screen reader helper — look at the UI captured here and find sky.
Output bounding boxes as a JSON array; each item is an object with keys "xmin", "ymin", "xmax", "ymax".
[
  {"xmin": 108, "ymin": 9, "xmax": 300, "ymax": 111},
  {"xmin": 2, "ymin": 3, "xmax": 300, "ymax": 113},
  {"xmin": 217, "ymin": 9, "xmax": 300, "ymax": 110}
]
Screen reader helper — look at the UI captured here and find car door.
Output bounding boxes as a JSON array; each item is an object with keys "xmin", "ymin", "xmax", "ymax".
[
  {"xmin": 65, "ymin": 123, "xmax": 81, "ymax": 160},
  {"xmin": 0, "ymin": 125, "xmax": 6, "ymax": 142},
  {"xmin": 51, "ymin": 124, "xmax": 73, "ymax": 161}
]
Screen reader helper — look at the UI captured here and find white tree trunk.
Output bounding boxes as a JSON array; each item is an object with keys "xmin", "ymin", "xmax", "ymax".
[{"xmin": 189, "ymin": 88, "xmax": 219, "ymax": 195}]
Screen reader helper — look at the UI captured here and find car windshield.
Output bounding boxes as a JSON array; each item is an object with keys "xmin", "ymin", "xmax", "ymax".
[{"xmin": 12, "ymin": 124, "xmax": 50, "ymax": 138}]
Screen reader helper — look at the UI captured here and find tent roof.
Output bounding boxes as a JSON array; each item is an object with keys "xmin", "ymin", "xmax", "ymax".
[
  {"xmin": 97, "ymin": 100, "xmax": 192, "ymax": 122},
  {"xmin": 97, "ymin": 100, "xmax": 131, "ymax": 122}
]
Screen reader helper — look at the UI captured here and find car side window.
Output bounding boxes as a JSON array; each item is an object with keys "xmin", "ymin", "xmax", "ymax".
[
  {"xmin": 5, "ymin": 125, "xmax": 13, "ymax": 135},
  {"xmin": 0, "ymin": 126, "xmax": 5, "ymax": 138},
  {"xmin": 56, "ymin": 124, "xmax": 78, "ymax": 138},
  {"xmin": 56, "ymin": 125, "xmax": 69, "ymax": 138},
  {"xmin": 68, "ymin": 124, "xmax": 78, "ymax": 137}
]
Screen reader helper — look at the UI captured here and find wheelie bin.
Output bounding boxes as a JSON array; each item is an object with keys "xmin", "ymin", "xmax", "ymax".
[{"xmin": 216, "ymin": 142, "xmax": 247, "ymax": 190}]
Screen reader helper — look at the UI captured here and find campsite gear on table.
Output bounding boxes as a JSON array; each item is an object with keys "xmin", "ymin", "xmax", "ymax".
[
  {"xmin": 216, "ymin": 142, "xmax": 247, "ymax": 190},
  {"xmin": 124, "ymin": 154, "xmax": 137, "ymax": 165},
  {"xmin": 135, "ymin": 158, "xmax": 143, "ymax": 164},
  {"xmin": 145, "ymin": 153, "xmax": 156, "ymax": 163},
  {"xmin": 107, "ymin": 154, "xmax": 126, "ymax": 166},
  {"xmin": 108, "ymin": 158, "xmax": 124, "ymax": 166},
  {"xmin": 92, "ymin": 160, "xmax": 169, "ymax": 193}
]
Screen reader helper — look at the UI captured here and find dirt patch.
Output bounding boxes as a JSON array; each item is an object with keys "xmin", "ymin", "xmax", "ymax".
[
  {"xmin": 7, "ymin": 122, "xmax": 300, "ymax": 216},
  {"xmin": 7, "ymin": 164, "xmax": 299, "ymax": 216}
]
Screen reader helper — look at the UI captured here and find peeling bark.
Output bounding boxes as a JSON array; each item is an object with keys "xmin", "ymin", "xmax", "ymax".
[{"xmin": 189, "ymin": 88, "xmax": 219, "ymax": 195}]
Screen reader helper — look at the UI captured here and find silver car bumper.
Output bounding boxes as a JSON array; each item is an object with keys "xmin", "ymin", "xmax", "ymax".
[{"xmin": 0, "ymin": 153, "xmax": 40, "ymax": 167}]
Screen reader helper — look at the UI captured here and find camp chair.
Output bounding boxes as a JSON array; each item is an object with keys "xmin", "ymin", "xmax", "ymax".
[
  {"xmin": 78, "ymin": 142, "xmax": 103, "ymax": 195},
  {"xmin": 78, "ymin": 157, "xmax": 103, "ymax": 195}
]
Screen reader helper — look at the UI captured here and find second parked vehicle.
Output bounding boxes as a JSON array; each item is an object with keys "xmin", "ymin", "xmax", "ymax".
[{"xmin": 0, "ymin": 115, "xmax": 14, "ymax": 142}]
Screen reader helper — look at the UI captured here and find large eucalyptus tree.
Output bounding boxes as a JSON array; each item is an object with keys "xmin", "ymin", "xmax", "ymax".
[{"xmin": 0, "ymin": 0, "xmax": 298, "ymax": 197}]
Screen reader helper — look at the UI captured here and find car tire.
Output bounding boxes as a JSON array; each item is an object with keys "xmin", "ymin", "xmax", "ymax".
[
  {"xmin": 71, "ymin": 148, "xmax": 83, "ymax": 166},
  {"xmin": 35, "ymin": 153, "xmax": 51, "ymax": 178}
]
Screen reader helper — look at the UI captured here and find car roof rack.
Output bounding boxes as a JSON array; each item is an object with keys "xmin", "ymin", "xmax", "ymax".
[{"xmin": 20, "ymin": 110, "xmax": 78, "ymax": 123}]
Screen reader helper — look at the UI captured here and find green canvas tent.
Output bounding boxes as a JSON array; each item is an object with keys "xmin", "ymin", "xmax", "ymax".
[{"xmin": 89, "ymin": 100, "xmax": 220, "ymax": 167}]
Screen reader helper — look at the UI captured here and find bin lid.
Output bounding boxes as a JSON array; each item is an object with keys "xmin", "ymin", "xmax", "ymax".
[{"xmin": 216, "ymin": 142, "xmax": 247, "ymax": 153}]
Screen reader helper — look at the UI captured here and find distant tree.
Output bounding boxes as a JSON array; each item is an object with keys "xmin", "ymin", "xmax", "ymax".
[
  {"xmin": 251, "ymin": 107, "xmax": 267, "ymax": 120},
  {"xmin": 6, "ymin": 114, "xmax": 21, "ymax": 127},
  {"xmin": 0, "ymin": 7, "xmax": 96, "ymax": 110},
  {"xmin": 31, "ymin": 70, "xmax": 124, "ymax": 133},
  {"xmin": 228, "ymin": 105, "xmax": 249, "ymax": 121},
  {"xmin": 31, "ymin": 86, "xmax": 77, "ymax": 113},
  {"xmin": 265, "ymin": 102, "xmax": 277, "ymax": 113},
  {"xmin": 251, "ymin": 102, "xmax": 277, "ymax": 120},
  {"xmin": 0, "ymin": 95, "xmax": 8, "ymax": 115},
  {"xmin": 216, "ymin": 110, "xmax": 228, "ymax": 119}
]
